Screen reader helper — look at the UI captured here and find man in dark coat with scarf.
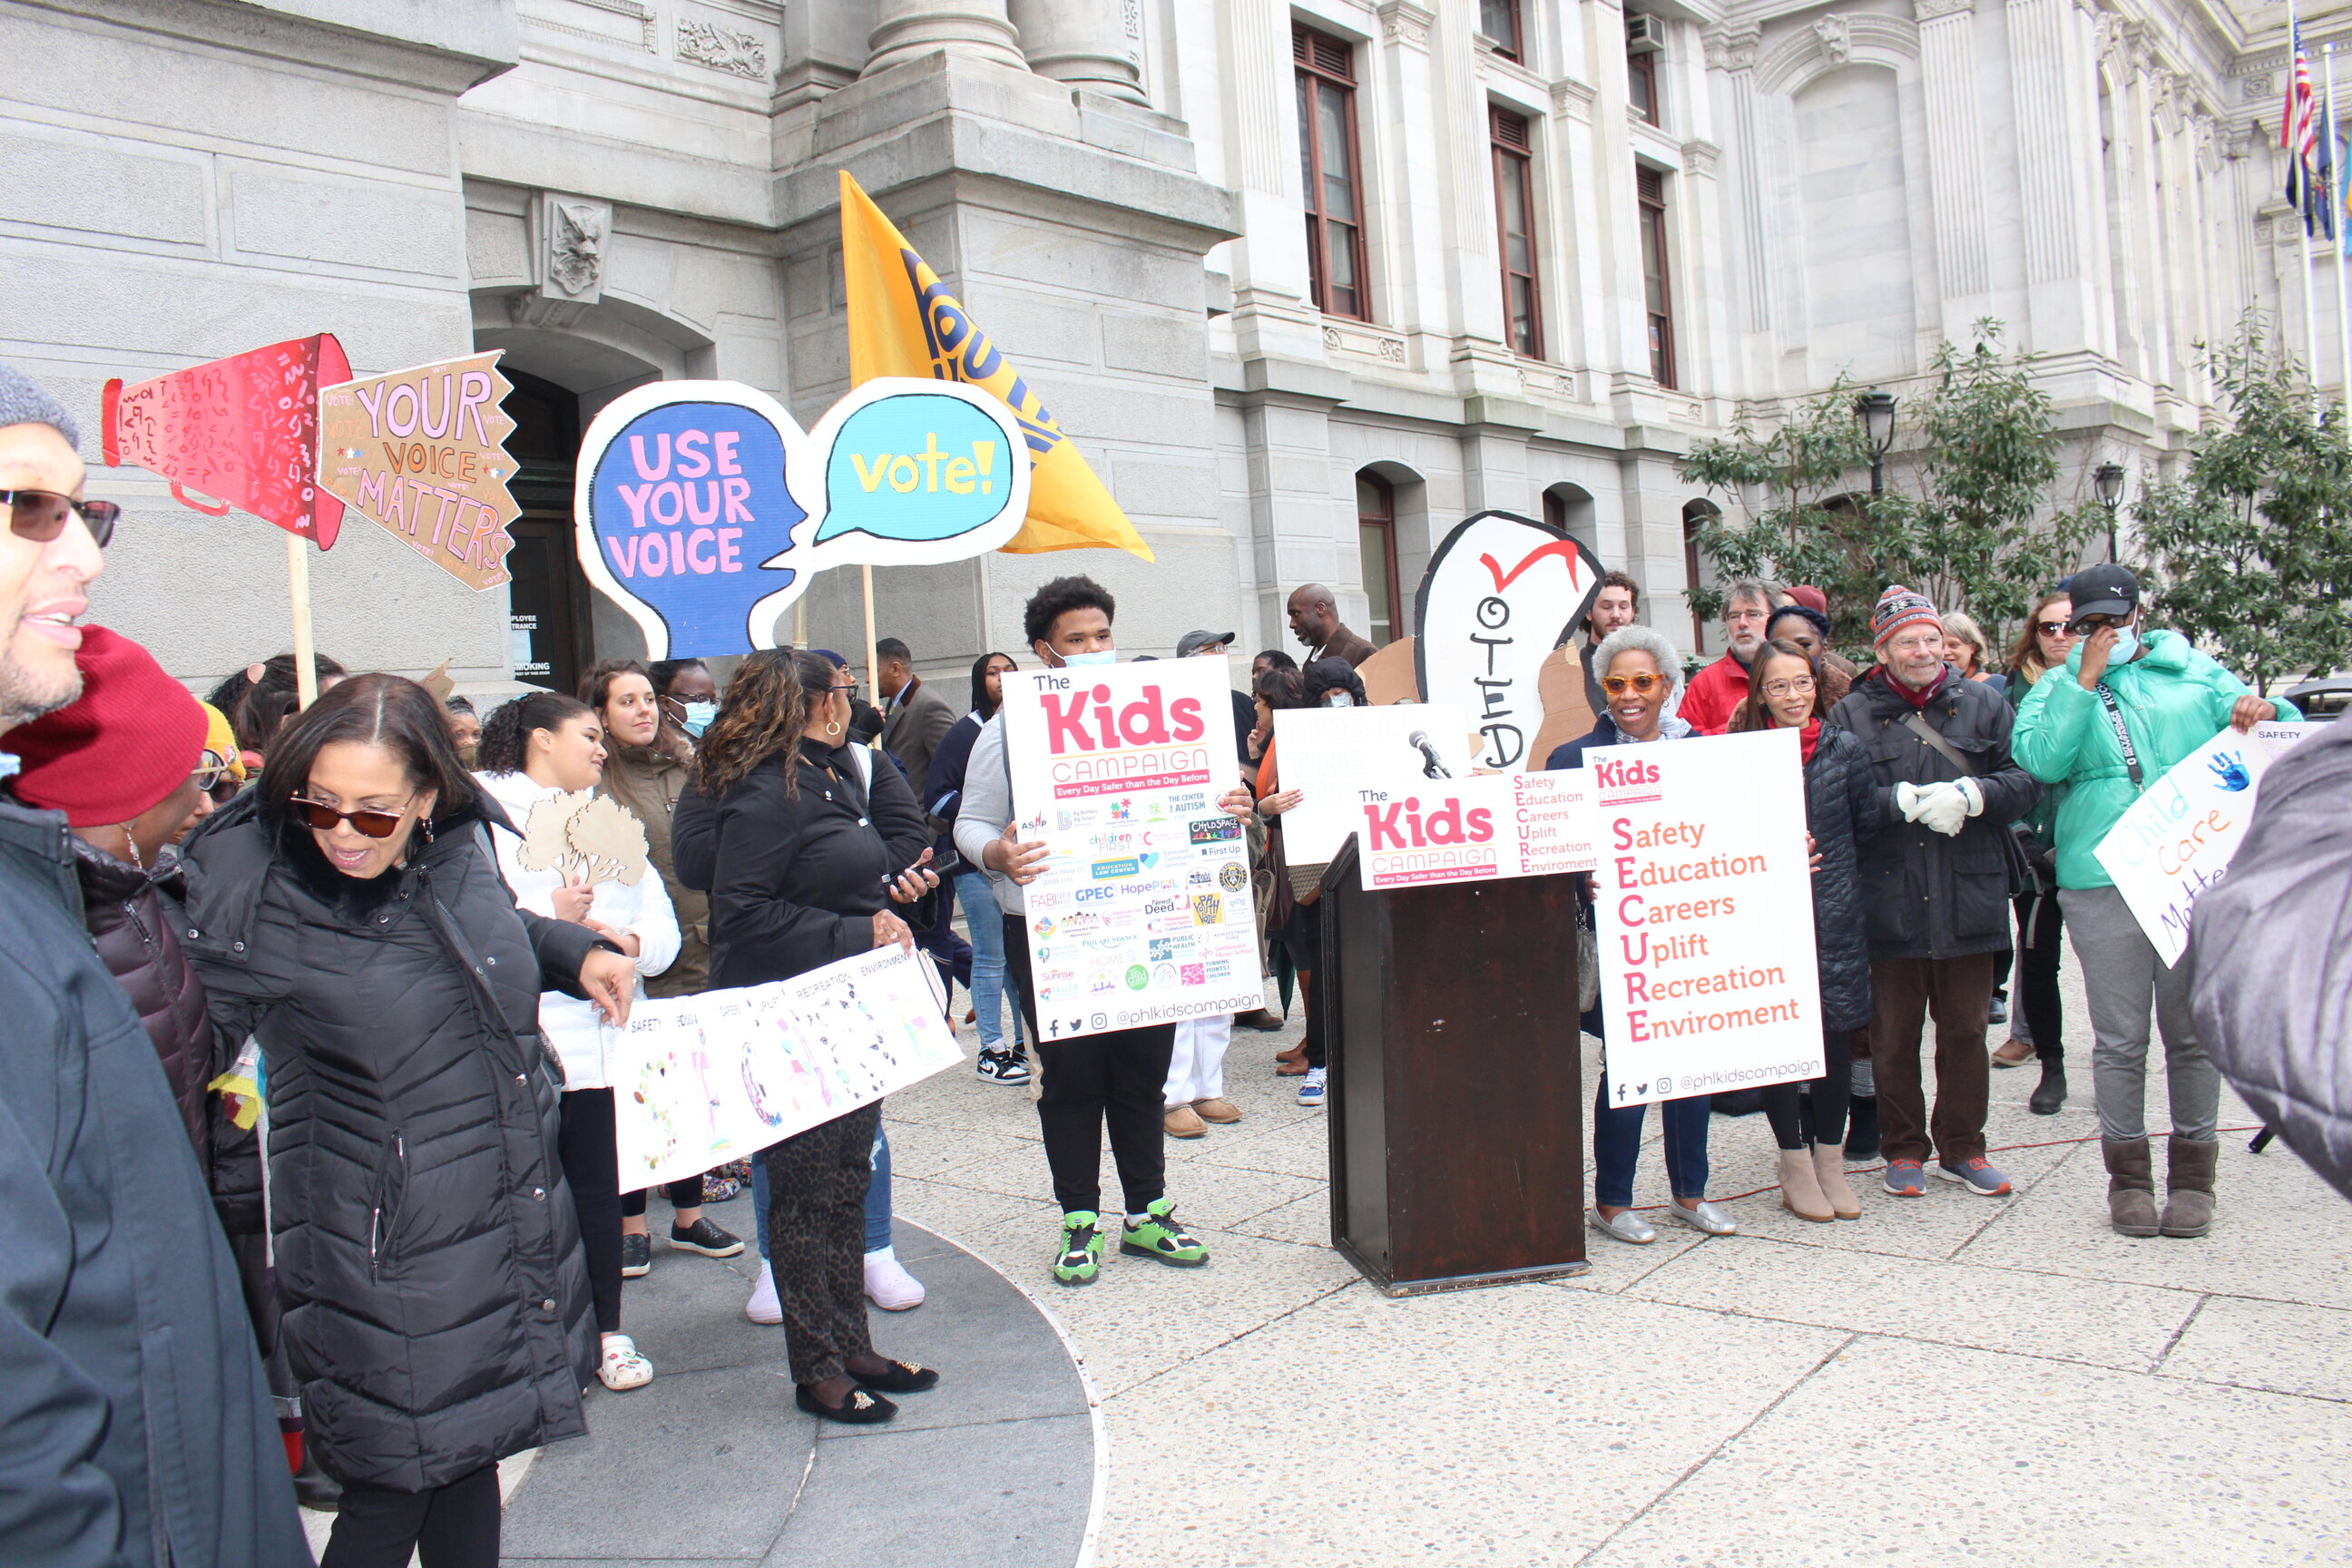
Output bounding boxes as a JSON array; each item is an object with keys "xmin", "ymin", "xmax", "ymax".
[
  {"xmin": 1828, "ymin": 586, "xmax": 2039, "ymax": 1202},
  {"xmin": 0, "ymin": 364, "xmax": 307, "ymax": 1565}
]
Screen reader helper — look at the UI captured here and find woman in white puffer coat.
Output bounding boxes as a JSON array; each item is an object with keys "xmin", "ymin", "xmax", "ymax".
[{"xmin": 475, "ymin": 691, "xmax": 680, "ymax": 1391}]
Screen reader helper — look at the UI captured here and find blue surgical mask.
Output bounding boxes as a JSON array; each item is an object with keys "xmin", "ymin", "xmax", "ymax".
[
  {"xmin": 681, "ymin": 701, "xmax": 717, "ymax": 737},
  {"xmin": 2108, "ymin": 627, "xmax": 2140, "ymax": 664},
  {"xmin": 1323, "ymin": 691, "xmax": 1354, "ymax": 708},
  {"xmin": 1063, "ymin": 650, "xmax": 1118, "ymax": 667}
]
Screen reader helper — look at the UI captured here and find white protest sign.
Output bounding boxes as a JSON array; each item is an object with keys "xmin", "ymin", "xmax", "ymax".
[
  {"xmin": 1351, "ymin": 769, "xmax": 1597, "ymax": 889},
  {"xmin": 609, "ymin": 945, "xmax": 961, "ymax": 1190},
  {"xmin": 1272, "ymin": 703, "xmax": 1477, "ymax": 864},
  {"xmin": 1003, "ymin": 657, "xmax": 1266, "ymax": 1042},
  {"xmin": 1413, "ymin": 511, "xmax": 1603, "ymax": 769},
  {"xmin": 1593, "ymin": 728, "xmax": 1822, "ymax": 1108},
  {"xmin": 2091, "ymin": 723, "xmax": 2312, "ymax": 968}
]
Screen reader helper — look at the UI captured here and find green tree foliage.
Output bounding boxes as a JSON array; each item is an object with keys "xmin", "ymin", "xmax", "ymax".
[
  {"xmin": 2131, "ymin": 318, "xmax": 2352, "ymax": 697},
  {"xmin": 1681, "ymin": 324, "xmax": 2100, "ymax": 657}
]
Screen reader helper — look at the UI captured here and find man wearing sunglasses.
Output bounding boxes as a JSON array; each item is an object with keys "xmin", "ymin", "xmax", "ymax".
[{"xmin": 0, "ymin": 363, "xmax": 308, "ymax": 1563}]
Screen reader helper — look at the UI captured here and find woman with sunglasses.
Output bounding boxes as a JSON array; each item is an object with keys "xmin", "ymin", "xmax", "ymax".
[
  {"xmin": 179, "ymin": 674, "xmax": 636, "ymax": 1568},
  {"xmin": 693, "ymin": 651, "xmax": 942, "ymax": 1425},
  {"xmin": 1546, "ymin": 626, "xmax": 1737, "ymax": 1242},
  {"xmin": 1991, "ymin": 590, "xmax": 2077, "ymax": 1112},
  {"xmin": 1730, "ymin": 638, "xmax": 1879, "ymax": 1220},
  {"xmin": 475, "ymin": 690, "xmax": 683, "ymax": 1394}
]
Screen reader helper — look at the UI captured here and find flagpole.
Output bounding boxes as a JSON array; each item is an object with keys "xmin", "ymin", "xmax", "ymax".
[
  {"xmin": 2332, "ymin": 44, "xmax": 2351, "ymax": 425},
  {"xmin": 2296, "ymin": 3, "xmax": 2323, "ymax": 389}
]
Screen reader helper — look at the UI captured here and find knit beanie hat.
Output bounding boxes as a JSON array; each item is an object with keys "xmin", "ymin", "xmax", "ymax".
[
  {"xmin": 1870, "ymin": 585, "xmax": 1942, "ymax": 650},
  {"xmin": 0, "ymin": 360, "xmax": 80, "ymax": 450},
  {"xmin": 199, "ymin": 700, "xmax": 246, "ymax": 781},
  {"xmin": 1785, "ymin": 585, "xmax": 1829, "ymax": 617},
  {"xmin": 7, "ymin": 627, "xmax": 208, "ymax": 827}
]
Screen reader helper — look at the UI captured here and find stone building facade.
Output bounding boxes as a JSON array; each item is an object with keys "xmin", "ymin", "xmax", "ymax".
[{"xmin": 0, "ymin": 0, "xmax": 2307, "ymax": 690}]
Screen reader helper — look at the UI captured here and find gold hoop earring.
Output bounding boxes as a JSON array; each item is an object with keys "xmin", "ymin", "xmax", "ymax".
[{"xmin": 826, "ymin": 720, "xmax": 843, "ymax": 737}]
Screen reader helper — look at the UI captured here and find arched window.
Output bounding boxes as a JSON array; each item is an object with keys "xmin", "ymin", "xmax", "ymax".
[
  {"xmin": 1681, "ymin": 498, "xmax": 1720, "ymax": 653},
  {"xmin": 1542, "ymin": 482, "xmax": 1595, "ymax": 546},
  {"xmin": 1357, "ymin": 472, "xmax": 1403, "ymax": 646}
]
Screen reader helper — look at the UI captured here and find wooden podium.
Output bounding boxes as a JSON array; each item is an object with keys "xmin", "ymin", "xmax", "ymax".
[{"xmin": 1320, "ymin": 838, "xmax": 1589, "ymax": 1295}]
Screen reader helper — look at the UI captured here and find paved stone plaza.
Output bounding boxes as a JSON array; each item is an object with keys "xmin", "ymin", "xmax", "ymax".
[{"xmin": 340, "ymin": 948, "xmax": 2351, "ymax": 1567}]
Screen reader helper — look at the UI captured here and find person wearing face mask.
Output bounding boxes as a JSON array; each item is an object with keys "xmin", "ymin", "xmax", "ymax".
[
  {"xmin": 180, "ymin": 675, "xmax": 636, "ymax": 1568},
  {"xmin": 1828, "ymin": 587, "xmax": 2039, "ymax": 1203},
  {"xmin": 954, "ymin": 577, "xmax": 1259, "ymax": 1286},
  {"xmin": 1678, "ymin": 579, "xmax": 1776, "ymax": 735},
  {"xmin": 1730, "ymin": 638, "xmax": 1879, "ymax": 1220},
  {"xmin": 1990, "ymin": 590, "xmax": 2079, "ymax": 1112},
  {"xmin": 650, "ymin": 657, "xmax": 719, "ymax": 740},
  {"xmin": 2011, "ymin": 564, "xmax": 2294, "ymax": 1239},
  {"xmin": 1303, "ymin": 655, "xmax": 1367, "ymax": 710},
  {"xmin": 580, "ymin": 661, "xmax": 745, "ymax": 1279},
  {"xmin": 475, "ymin": 692, "xmax": 682, "ymax": 1393}
]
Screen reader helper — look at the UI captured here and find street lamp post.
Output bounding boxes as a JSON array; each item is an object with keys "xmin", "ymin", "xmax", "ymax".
[
  {"xmin": 2095, "ymin": 461, "xmax": 2126, "ymax": 563},
  {"xmin": 1856, "ymin": 392, "xmax": 1898, "ymax": 495}
]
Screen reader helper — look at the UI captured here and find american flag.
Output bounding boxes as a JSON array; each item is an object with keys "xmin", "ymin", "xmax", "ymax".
[{"xmin": 2285, "ymin": 27, "xmax": 2321, "ymax": 226}]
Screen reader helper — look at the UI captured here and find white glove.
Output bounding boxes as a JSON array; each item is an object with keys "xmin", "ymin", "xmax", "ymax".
[
  {"xmin": 1912, "ymin": 781, "xmax": 1970, "ymax": 837},
  {"xmin": 1954, "ymin": 777, "xmax": 1984, "ymax": 818},
  {"xmin": 1896, "ymin": 782, "xmax": 1926, "ymax": 821}
]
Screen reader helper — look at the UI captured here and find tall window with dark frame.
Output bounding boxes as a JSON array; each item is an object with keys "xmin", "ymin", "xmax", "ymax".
[
  {"xmin": 1356, "ymin": 473, "xmax": 1403, "ymax": 647},
  {"xmin": 1626, "ymin": 44, "xmax": 1661, "ymax": 124},
  {"xmin": 1480, "ymin": 0, "xmax": 1524, "ymax": 62},
  {"xmin": 1637, "ymin": 166, "xmax": 1677, "ymax": 387},
  {"xmin": 1491, "ymin": 107, "xmax": 1543, "ymax": 359},
  {"xmin": 1295, "ymin": 27, "xmax": 1370, "ymax": 321}
]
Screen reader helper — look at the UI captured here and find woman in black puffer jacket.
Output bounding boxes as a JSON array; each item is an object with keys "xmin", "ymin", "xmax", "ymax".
[
  {"xmin": 1733, "ymin": 639, "xmax": 1880, "ymax": 1221},
  {"xmin": 179, "ymin": 675, "xmax": 639, "ymax": 1568}
]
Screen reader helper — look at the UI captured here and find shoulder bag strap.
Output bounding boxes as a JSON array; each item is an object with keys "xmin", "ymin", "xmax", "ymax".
[
  {"xmin": 2093, "ymin": 686, "xmax": 2145, "ymax": 789},
  {"xmin": 1898, "ymin": 710, "xmax": 1975, "ymax": 778}
]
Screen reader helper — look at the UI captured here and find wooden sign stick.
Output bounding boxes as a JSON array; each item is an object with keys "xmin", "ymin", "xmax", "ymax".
[
  {"xmin": 861, "ymin": 563, "xmax": 880, "ymax": 744},
  {"xmin": 288, "ymin": 531, "xmax": 318, "ymax": 709}
]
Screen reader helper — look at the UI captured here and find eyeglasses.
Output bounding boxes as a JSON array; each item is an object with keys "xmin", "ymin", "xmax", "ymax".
[
  {"xmin": 2036, "ymin": 621, "xmax": 2073, "ymax": 638},
  {"xmin": 1761, "ymin": 677, "xmax": 1817, "ymax": 698},
  {"xmin": 2070, "ymin": 613, "xmax": 2131, "ymax": 632},
  {"xmin": 288, "ymin": 795, "xmax": 412, "ymax": 838},
  {"xmin": 3, "ymin": 488, "xmax": 118, "ymax": 547},
  {"xmin": 1601, "ymin": 672, "xmax": 1668, "ymax": 697},
  {"xmin": 193, "ymin": 750, "xmax": 240, "ymax": 800}
]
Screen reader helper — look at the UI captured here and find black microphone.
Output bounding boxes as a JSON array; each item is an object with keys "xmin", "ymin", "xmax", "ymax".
[{"xmin": 1406, "ymin": 730, "xmax": 1451, "ymax": 779}]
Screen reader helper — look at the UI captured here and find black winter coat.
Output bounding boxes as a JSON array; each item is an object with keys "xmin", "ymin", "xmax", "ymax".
[
  {"xmin": 1801, "ymin": 726, "xmax": 1881, "ymax": 1031},
  {"xmin": 701, "ymin": 739, "xmax": 933, "ymax": 986},
  {"xmin": 178, "ymin": 793, "xmax": 603, "ymax": 1493},
  {"xmin": 1827, "ymin": 668, "xmax": 2040, "ymax": 961},
  {"xmin": 0, "ymin": 797, "xmax": 306, "ymax": 1566}
]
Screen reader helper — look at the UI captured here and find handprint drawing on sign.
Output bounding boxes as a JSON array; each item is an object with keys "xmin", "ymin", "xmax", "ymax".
[{"xmin": 2207, "ymin": 751, "xmax": 2251, "ymax": 792}]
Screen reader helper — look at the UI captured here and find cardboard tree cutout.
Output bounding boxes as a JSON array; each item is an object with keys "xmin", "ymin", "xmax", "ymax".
[{"xmin": 515, "ymin": 789, "xmax": 650, "ymax": 889}]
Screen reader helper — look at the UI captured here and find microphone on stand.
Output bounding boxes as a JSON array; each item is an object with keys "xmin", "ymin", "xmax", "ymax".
[{"xmin": 1406, "ymin": 731, "xmax": 1451, "ymax": 779}]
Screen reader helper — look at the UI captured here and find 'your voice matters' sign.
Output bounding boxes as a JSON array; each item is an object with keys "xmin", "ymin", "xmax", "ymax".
[{"xmin": 575, "ymin": 377, "xmax": 1033, "ymax": 658}]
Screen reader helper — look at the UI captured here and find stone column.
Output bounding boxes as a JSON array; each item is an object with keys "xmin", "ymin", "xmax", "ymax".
[
  {"xmin": 2004, "ymin": 0, "xmax": 2093, "ymax": 349},
  {"xmin": 1008, "ymin": 0, "xmax": 1145, "ymax": 103},
  {"xmin": 864, "ymin": 0, "xmax": 1025, "ymax": 76},
  {"xmin": 1916, "ymin": 0, "xmax": 1990, "ymax": 315},
  {"xmin": 1703, "ymin": 25, "xmax": 1766, "ymax": 335}
]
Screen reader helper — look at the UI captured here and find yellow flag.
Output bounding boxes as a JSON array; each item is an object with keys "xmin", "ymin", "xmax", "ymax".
[{"xmin": 838, "ymin": 171, "xmax": 1154, "ymax": 562}]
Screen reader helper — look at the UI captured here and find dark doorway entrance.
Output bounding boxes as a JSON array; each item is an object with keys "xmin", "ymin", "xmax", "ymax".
[{"xmin": 502, "ymin": 368, "xmax": 593, "ymax": 694}]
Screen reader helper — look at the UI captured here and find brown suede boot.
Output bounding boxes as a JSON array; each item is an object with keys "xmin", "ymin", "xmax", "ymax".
[
  {"xmin": 2161, "ymin": 1137, "xmax": 2218, "ymax": 1239},
  {"xmin": 2102, "ymin": 1138, "xmax": 2160, "ymax": 1237},
  {"xmin": 1811, "ymin": 1143, "xmax": 1861, "ymax": 1220},
  {"xmin": 1778, "ymin": 1150, "xmax": 1833, "ymax": 1222}
]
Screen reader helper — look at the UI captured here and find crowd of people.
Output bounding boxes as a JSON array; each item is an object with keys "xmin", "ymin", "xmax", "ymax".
[{"xmin": 2, "ymin": 356, "xmax": 2342, "ymax": 1566}]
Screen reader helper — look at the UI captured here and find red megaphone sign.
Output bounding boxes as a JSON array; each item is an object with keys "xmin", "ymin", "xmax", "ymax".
[{"xmin": 103, "ymin": 334, "xmax": 351, "ymax": 548}]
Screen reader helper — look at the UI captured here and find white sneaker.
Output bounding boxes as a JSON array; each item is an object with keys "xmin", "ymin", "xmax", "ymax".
[
  {"xmin": 863, "ymin": 1248, "xmax": 926, "ymax": 1311},
  {"xmin": 1298, "ymin": 1066, "xmax": 1328, "ymax": 1106},
  {"xmin": 745, "ymin": 1259, "xmax": 782, "ymax": 1325}
]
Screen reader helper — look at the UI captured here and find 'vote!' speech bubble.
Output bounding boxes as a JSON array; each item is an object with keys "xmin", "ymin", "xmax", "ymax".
[{"xmin": 575, "ymin": 378, "xmax": 1033, "ymax": 658}]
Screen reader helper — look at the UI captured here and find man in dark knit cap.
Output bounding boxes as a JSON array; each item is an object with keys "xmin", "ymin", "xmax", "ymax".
[{"xmin": 0, "ymin": 361, "xmax": 307, "ymax": 1565}]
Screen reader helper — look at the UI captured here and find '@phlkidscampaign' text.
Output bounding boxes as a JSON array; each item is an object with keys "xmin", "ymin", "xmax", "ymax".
[
  {"xmin": 1591, "ymin": 728, "xmax": 1823, "ymax": 1108},
  {"xmin": 1003, "ymin": 657, "xmax": 1266, "ymax": 1042}
]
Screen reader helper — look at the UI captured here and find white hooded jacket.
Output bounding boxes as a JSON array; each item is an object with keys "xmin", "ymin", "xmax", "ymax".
[{"xmin": 475, "ymin": 769, "xmax": 681, "ymax": 1089}]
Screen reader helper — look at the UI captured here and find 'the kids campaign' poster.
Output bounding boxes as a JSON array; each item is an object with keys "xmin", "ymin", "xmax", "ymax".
[
  {"xmin": 1002, "ymin": 657, "xmax": 1266, "ymax": 1042},
  {"xmin": 1592, "ymin": 728, "xmax": 1823, "ymax": 1108}
]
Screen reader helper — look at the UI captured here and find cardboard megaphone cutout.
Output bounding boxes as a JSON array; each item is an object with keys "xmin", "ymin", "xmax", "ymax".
[
  {"xmin": 103, "ymin": 335, "xmax": 352, "ymax": 547},
  {"xmin": 575, "ymin": 377, "xmax": 1034, "ymax": 659}
]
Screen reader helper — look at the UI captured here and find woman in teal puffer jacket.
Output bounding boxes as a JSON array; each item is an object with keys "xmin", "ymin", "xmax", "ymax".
[{"xmin": 2011, "ymin": 565, "xmax": 2296, "ymax": 1243}]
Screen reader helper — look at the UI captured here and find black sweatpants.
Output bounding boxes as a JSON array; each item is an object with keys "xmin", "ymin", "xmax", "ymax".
[
  {"xmin": 1003, "ymin": 914, "xmax": 1174, "ymax": 1217},
  {"xmin": 763, "ymin": 1102, "xmax": 881, "ymax": 1387},
  {"xmin": 620, "ymin": 1174, "xmax": 705, "ymax": 1217},
  {"xmin": 1759, "ymin": 1029, "xmax": 1855, "ymax": 1150},
  {"xmin": 321, "ymin": 1465, "xmax": 499, "ymax": 1568},
  {"xmin": 555, "ymin": 1088, "xmax": 623, "ymax": 1336},
  {"xmin": 1279, "ymin": 902, "xmax": 1326, "ymax": 1070},
  {"xmin": 2014, "ymin": 889, "xmax": 2065, "ymax": 1062}
]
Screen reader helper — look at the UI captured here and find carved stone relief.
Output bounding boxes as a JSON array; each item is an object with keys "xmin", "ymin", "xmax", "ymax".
[
  {"xmin": 676, "ymin": 16, "xmax": 769, "ymax": 81},
  {"xmin": 516, "ymin": 191, "xmax": 612, "ymax": 328},
  {"xmin": 1815, "ymin": 15, "xmax": 1853, "ymax": 64},
  {"xmin": 1379, "ymin": 2, "xmax": 1434, "ymax": 48}
]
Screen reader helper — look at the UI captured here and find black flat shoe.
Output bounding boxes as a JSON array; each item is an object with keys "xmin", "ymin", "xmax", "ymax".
[
  {"xmin": 848, "ymin": 1358, "xmax": 940, "ymax": 1395},
  {"xmin": 797, "ymin": 1383, "xmax": 897, "ymax": 1424},
  {"xmin": 2029, "ymin": 1063, "xmax": 2066, "ymax": 1116}
]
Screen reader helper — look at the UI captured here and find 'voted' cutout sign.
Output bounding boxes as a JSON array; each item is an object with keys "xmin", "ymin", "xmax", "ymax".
[{"xmin": 576, "ymin": 378, "xmax": 1032, "ymax": 659}]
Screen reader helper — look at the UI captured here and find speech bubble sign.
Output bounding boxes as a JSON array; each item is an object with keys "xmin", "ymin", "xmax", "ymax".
[
  {"xmin": 795, "ymin": 379, "xmax": 1030, "ymax": 567},
  {"xmin": 576, "ymin": 384, "xmax": 813, "ymax": 661}
]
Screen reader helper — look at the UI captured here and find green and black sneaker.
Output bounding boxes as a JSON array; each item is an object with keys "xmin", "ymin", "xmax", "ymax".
[
  {"xmin": 1120, "ymin": 1198, "xmax": 1209, "ymax": 1267},
  {"xmin": 1053, "ymin": 1211, "xmax": 1103, "ymax": 1287}
]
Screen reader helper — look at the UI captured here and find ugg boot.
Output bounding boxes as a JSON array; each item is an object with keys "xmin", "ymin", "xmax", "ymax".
[
  {"xmin": 1811, "ymin": 1143, "xmax": 1861, "ymax": 1220},
  {"xmin": 1844, "ymin": 1095, "xmax": 1881, "ymax": 1161},
  {"xmin": 2161, "ymin": 1137, "xmax": 2218, "ymax": 1239},
  {"xmin": 2102, "ymin": 1138, "xmax": 2160, "ymax": 1237},
  {"xmin": 1778, "ymin": 1150, "xmax": 1834, "ymax": 1221}
]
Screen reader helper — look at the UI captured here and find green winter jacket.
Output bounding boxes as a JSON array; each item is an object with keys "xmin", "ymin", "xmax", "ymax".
[{"xmin": 2011, "ymin": 629, "xmax": 2300, "ymax": 889}]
